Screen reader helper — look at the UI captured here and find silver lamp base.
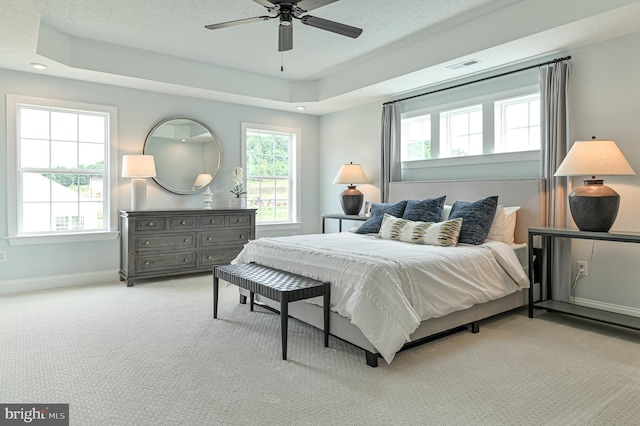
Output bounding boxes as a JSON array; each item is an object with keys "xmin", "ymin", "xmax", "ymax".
[
  {"xmin": 568, "ymin": 179, "xmax": 619, "ymax": 232},
  {"xmin": 340, "ymin": 185, "xmax": 364, "ymax": 215}
]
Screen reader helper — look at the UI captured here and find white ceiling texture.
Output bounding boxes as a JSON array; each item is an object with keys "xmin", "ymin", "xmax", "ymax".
[{"xmin": 1, "ymin": 0, "xmax": 640, "ymax": 115}]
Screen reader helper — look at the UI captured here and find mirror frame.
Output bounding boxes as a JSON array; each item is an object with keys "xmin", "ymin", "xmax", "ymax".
[{"xmin": 143, "ymin": 116, "xmax": 223, "ymax": 195}]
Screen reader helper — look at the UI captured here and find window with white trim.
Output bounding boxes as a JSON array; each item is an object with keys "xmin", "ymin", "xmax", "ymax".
[
  {"xmin": 440, "ymin": 104, "xmax": 483, "ymax": 158},
  {"xmin": 401, "ymin": 115, "xmax": 431, "ymax": 161},
  {"xmin": 9, "ymin": 97, "xmax": 114, "ymax": 237},
  {"xmin": 242, "ymin": 123, "xmax": 301, "ymax": 225},
  {"xmin": 400, "ymin": 91, "xmax": 540, "ymax": 162},
  {"xmin": 494, "ymin": 93, "xmax": 540, "ymax": 152}
]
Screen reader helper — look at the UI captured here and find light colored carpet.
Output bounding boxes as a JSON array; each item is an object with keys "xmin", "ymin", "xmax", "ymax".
[{"xmin": 1, "ymin": 275, "xmax": 639, "ymax": 426}]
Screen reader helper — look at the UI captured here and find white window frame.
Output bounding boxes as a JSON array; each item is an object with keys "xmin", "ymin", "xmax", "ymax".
[
  {"xmin": 241, "ymin": 122, "xmax": 301, "ymax": 230},
  {"xmin": 6, "ymin": 95, "xmax": 119, "ymax": 246},
  {"xmin": 400, "ymin": 85, "xmax": 540, "ymax": 168},
  {"xmin": 494, "ymin": 93, "xmax": 541, "ymax": 153}
]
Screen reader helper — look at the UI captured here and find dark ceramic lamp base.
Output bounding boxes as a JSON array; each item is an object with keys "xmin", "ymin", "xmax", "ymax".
[
  {"xmin": 568, "ymin": 179, "xmax": 620, "ymax": 232},
  {"xmin": 340, "ymin": 186, "xmax": 364, "ymax": 215}
]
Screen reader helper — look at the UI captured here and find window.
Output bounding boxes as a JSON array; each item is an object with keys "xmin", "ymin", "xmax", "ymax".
[
  {"xmin": 400, "ymin": 91, "xmax": 540, "ymax": 162},
  {"xmin": 242, "ymin": 123, "xmax": 301, "ymax": 226},
  {"xmin": 440, "ymin": 105, "xmax": 483, "ymax": 157},
  {"xmin": 401, "ymin": 115, "xmax": 431, "ymax": 161},
  {"xmin": 494, "ymin": 94, "xmax": 540, "ymax": 152},
  {"xmin": 7, "ymin": 95, "xmax": 117, "ymax": 242}
]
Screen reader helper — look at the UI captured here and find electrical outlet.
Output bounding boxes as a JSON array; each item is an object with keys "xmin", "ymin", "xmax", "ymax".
[
  {"xmin": 577, "ymin": 260, "xmax": 590, "ymax": 276},
  {"xmin": 0, "ymin": 251, "xmax": 6, "ymax": 263}
]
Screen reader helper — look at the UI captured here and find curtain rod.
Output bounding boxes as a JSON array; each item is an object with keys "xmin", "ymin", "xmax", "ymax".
[{"xmin": 383, "ymin": 55, "xmax": 571, "ymax": 106}]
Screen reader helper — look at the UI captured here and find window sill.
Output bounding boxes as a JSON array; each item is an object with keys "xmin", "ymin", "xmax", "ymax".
[
  {"xmin": 256, "ymin": 222, "xmax": 302, "ymax": 231},
  {"xmin": 6, "ymin": 231, "xmax": 120, "ymax": 246},
  {"xmin": 402, "ymin": 150, "xmax": 540, "ymax": 169}
]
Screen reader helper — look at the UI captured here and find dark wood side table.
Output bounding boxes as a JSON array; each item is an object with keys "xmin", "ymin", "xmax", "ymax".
[
  {"xmin": 528, "ymin": 227, "xmax": 640, "ymax": 330},
  {"xmin": 321, "ymin": 213, "xmax": 369, "ymax": 233}
]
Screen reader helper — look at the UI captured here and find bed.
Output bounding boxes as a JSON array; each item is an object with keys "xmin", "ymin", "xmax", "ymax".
[{"xmin": 231, "ymin": 178, "xmax": 545, "ymax": 366}]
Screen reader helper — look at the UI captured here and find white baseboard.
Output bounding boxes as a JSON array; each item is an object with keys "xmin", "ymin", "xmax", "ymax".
[
  {"xmin": 0, "ymin": 270, "xmax": 121, "ymax": 294},
  {"xmin": 571, "ymin": 296, "xmax": 640, "ymax": 318}
]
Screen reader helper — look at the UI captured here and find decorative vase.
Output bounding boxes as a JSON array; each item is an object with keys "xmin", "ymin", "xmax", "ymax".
[{"xmin": 229, "ymin": 198, "xmax": 246, "ymax": 208}]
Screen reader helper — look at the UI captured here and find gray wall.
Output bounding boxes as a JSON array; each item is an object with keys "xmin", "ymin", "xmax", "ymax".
[
  {"xmin": 319, "ymin": 31, "xmax": 640, "ymax": 315},
  {"xmin": 0, "ymin": 69, "xmax": 319, "ymax": 291}
]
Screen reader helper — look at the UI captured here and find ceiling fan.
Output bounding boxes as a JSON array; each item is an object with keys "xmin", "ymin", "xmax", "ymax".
[{"xmin": 204, "ymin": 0, "xmax": 363, "ymax": 52}]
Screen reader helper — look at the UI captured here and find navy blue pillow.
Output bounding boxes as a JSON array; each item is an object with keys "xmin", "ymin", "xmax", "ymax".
[
  {"xmin": 449, "ymin": 196, "xmax": 498, "ymax": 245},
  {"xmin": 355, "ymin": 200, "xmax": 408, "ymax": 234},
  {"xmin": 402, "ymin": 196, "xmax": 446, "ymax": 223}
]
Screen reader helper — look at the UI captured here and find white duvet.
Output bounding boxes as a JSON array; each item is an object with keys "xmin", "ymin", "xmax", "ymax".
[{"xmin": 233, "ymin": 232, "xmax": 529, "ymax": 363}]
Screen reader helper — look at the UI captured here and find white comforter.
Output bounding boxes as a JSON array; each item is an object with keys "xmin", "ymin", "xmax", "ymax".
[{"xmin": 233, "ymin": 232, "xmax": 529, "ymax": 363}]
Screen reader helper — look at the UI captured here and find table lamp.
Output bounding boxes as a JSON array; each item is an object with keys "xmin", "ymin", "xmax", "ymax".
[
  {"xmin": 194, "ymin": 173, "xmax": 214, "ymax": 209},
  {"xmin": 554, "ymin": 137, "xmax": 635, "ymax": 232},
  {"xmin": 332, "ymin": 162, "xmax": 369, "ymax": 215},
  {"xmin": 122, "ymin": 155, "xmax": 157, "ymax": 210}
]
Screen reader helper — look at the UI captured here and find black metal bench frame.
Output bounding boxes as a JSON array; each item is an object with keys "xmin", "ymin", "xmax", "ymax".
[{"xmin": 213, "ymin": 263, "xmax": 330, "ymax": 360}]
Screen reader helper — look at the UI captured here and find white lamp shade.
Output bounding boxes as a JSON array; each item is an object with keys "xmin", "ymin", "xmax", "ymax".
[
  {"xmin": 554, "ymin": 140, "xmax": 636, "ymax": 177},
  {"xmin": 122, "ymin": 155, "xmax": 157, "ymax": 178},
  {"xmin": 332, "ymin": 162, "xmax": 369, "ymax": 185},
  {"xmin": 193, "ymin": 173, "xmax": 213, "ymax": 188}
]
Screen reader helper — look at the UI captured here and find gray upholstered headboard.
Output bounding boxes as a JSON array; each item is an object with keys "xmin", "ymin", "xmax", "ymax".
[{"xmin": 388, "ymin": 178, "xmax": 546, "ymax": 244}]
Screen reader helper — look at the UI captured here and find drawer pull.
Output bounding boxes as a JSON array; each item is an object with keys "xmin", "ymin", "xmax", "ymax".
[
  {"xmin": 184, "ymin": 238, "xmax": 189, "ymax": 243},
  {"xmin": 145, "ymin": 241, "xmax": 150, "ymax": 245},
  {"xmin": 207, "ymin": 237, "xmax": 212, "ymax": 241},
  {"xmin": 207, "ymin": 256, "xmax": 212, "ymax": 260},
  {"xmin": 181, "ymin": 220, "xmax": 187, "ymax": 225},
  {"xmin": 236, "ymin": 218, "xmax": 242, "ymax": 222},
  {"xmin": 184, "ymin": 258, "xmax": 190, "ymax": 262},
  {"xmin": 149, "ymin": 222, "xmax": 154, "ymax": 226},
  {"xmin": 209, "ymin": 220, "xmax": 216, "ymax": 224},
  {"xmin": 144, "ymin": 261, "xmax": 150, "ymax": 266},
  {"xmin": 239, "ymin": 235, "xmax": 245, "ymax": 239}
]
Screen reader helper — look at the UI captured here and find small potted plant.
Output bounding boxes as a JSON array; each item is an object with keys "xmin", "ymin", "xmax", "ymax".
[{"xmin": 230, "ymin": 167, "xmax": 247, "ymax": 207}]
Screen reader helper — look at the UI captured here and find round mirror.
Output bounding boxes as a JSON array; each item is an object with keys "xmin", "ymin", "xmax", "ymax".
[{"xmin": 143, "ymin": 117, "xmax": 223, "ymax": 195}]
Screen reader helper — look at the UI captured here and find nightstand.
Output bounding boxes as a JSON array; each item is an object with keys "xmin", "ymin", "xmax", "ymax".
[
  {"xmin": 321, "ymin": 213, "xmax": 368, "ymax": 233},
  {"xmin": 528, "ymin": 227, "xmax": 640, "ymax": 331}
]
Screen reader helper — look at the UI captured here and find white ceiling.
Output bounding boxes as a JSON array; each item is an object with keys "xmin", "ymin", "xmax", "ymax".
[{"xmin": 2, "ymin": 0, "xmax": 640, "ymax": 115}]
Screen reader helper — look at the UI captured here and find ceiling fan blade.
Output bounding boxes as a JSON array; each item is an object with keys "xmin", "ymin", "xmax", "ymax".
[
  {"xmin": 279, "ymin": 24, "xmax": 293, "ymax": 51},
  {"xmin": 300, "ymin": 15, "xmax": 362, "ymax": 38},
  {"xmin": 205, "ymin": 16, "xmax": 272, "ymax": 30},
  {"xmin": 297, "ymin": 0, "xmax": 339, "ymax": 12},
  {"xmin": 253, "ymin": 0, "xmax": 276, "ymax": 7}
]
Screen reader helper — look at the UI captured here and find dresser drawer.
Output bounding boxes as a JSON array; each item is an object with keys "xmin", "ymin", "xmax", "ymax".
[
  {"xmin": 135, "ymin": 233, "xmax": 197, "ymax": 251},
  {"xmin": 226, "ymin": 214, "xmax": 252, "ymax": 227},
  {"xmin": 136, "ymin": 251, "xmax": 197, "ymax": 273},
  {"xmin": 200, "ymin": 246, "xmax": 244, "ymax": 267},
  {"xmin": 168, "ymin": 216, "xmax": 197, "ymax": 230},
  {"xmin": 199, "ymin": 215, "xmax": 225, "ymax": 228},
  {"xmin": 135, "ymin": 217, "xmax": 166, "ymax": 231},
  {"xmin": 201, "ymin": 228, "xmax": 250, "ymax": 246}
]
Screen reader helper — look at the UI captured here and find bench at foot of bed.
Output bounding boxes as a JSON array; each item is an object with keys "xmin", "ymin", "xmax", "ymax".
[{"xmin": 214, "ymin": 262, "xmax": 330, "ymax": 361}]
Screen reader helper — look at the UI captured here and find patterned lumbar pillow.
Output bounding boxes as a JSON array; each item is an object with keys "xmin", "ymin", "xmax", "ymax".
[{"xmin": 378, "ymin": 213, "xmax": 463, "ymax": 247}]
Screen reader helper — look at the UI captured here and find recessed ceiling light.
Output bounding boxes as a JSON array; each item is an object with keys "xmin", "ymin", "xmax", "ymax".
[
  {"xmin": 296, "ymin": 106, "xmax": 305, "ymax": 111},
  {"xmin": 31, "ymin": 63, "xmax": 47, "ymax": 70}
]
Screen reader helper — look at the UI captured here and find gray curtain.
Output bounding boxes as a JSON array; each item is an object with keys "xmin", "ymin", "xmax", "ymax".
[
  {"xmin": 539, "ymin": 60, "xmax": 572, "ymax": 301},
  {"xmin": 381, "ymin": 103, "xmax": 401, "ymax": 202}
]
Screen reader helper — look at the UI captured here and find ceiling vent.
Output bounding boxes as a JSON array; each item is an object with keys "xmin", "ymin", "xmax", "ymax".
[{"xmin": 447, "ymin": 59, "xmax": 481, "ymax": 70}]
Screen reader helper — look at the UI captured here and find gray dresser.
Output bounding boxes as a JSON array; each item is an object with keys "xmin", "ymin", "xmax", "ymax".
[{"xmin": 119, "ymin": 209, "xmax": 256, "ymax": 286}]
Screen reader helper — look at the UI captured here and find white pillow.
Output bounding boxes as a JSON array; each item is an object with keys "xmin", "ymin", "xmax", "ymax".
[
  {"xmin": 486, "ymin": 205, "xmax": 520, "ymax": 244},
  {"xmin": 441, "ymin": 204, "xmax": 452, "ymax": 221},
  {"xmin": 502, "ymin": 206, "xmax": 521, "ymax": 244},
  {"xmin": 379, "ymin": 213, "xmax": 462, "ymax": 247}
]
